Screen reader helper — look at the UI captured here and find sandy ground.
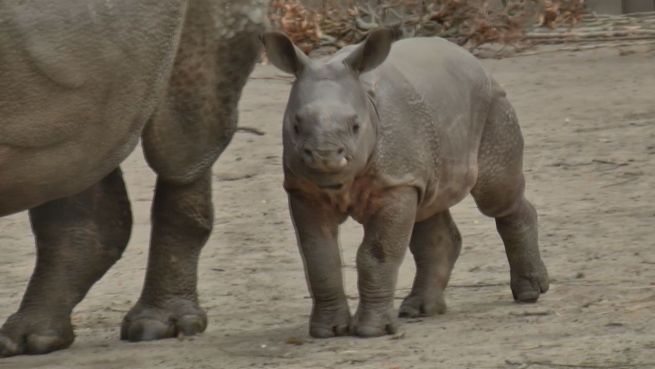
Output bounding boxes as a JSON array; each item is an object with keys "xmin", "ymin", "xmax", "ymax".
[{"xmin": 1, "ymin": 43, "xmax": 654, "ymax": 369}]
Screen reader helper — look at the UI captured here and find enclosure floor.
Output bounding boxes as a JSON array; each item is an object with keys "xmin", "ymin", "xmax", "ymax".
[{"xmin": 1, "ymin": 43, "xmax": 654, "ymax": 369}]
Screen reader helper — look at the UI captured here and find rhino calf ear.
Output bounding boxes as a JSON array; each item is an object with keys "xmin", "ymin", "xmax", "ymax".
[
  {"xmin": 261, "ymin": 31, "xmax": 310, "ymax": 76},
  {"xmin": 344, "ymin": 28, "xmax": 399, "ymax": 74}
]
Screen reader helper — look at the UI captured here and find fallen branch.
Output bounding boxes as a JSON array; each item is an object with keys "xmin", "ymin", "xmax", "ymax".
[
  {"xmin": 249, "ymin": 75, "xmax": 294, "ymax": 82},
  {"xmin": 236, "ymin": 126, "xmax": 266, "ymax": 136}
]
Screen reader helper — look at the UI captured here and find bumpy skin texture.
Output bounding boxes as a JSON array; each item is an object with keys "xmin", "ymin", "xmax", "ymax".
[
  {"xmin": 263, "ymin": 29, "xmax": 549, "ymax": 338},
  {"xmin": 399, "ymin": 210, "xmax": 461, "ymax": 318},
  {"xmin": 123, "ymin": 0, "xmax": 266, "ymax": 343},
  {"xmin": 0, "ymin": 0, "xmax": 187, "ymax": 216},
  {"xmin": 1, "ymin": 169, "xmax": 131, "ymax": 356},
  {"xmin": 0, "ymin": 0, "xmax": 267, "ymax": 357}
]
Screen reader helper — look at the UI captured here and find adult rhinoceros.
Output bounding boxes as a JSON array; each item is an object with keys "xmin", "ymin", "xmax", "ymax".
[{"xmin": 0, "ymin": 0, "xmax": 267, "ymax": 357}]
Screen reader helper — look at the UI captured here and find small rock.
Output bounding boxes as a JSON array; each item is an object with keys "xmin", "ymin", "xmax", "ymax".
[
  {"xmin": 390, "ymin": 331, "xmax": 406, "ymax": 340},
  {"xmin": 510, "ymin": 310, "xmax": 553, "ymax": 317},
  {"xmin": 286, "ymin": 337, "xmax": 304, "ymax": 346}
]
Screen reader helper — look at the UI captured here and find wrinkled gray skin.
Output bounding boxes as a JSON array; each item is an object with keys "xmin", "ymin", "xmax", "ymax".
[
  {"xmin": 263, "ymin": 29, "xmax": 550, "ymax": 338},
  {"xmin": 0, "ymin": 0, "xmax": 267, "ymax": 357}
]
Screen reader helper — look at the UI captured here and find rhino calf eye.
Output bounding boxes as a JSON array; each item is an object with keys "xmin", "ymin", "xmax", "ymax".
[
  {"xmin": 294, "ymin": 124, "xmax": 300, "ymax": 135},
  {"xmin": 353, "ymin": 124, "xmax": 360, "ymax": 134}
]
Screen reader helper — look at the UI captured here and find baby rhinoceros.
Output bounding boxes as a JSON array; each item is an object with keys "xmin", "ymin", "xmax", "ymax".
[{"xmin": 262, "ymin": 29, "xmax": 549, "ymax": 338}]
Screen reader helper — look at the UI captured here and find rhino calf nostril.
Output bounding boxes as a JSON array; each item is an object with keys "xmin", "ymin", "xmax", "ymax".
[
  {"xmin": 337, "ymin": 148, "xmax": 345, "ymax": 155},
  {"xmin": 303, "ymin": 149, "xmax": 313, "ymax": 158}
]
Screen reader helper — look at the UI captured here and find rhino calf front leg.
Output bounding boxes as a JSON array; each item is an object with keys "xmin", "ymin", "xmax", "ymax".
[
  {"xmin": 353, "ymin": 188, "xmax": 417, "ymax": 337},
  {"xmin": 288, "ymin": 191, "xmax": 351, "ymax": 338},
  {"xmin": 399, "ymin": 210, "xmax": 461, "ymax": 318}
]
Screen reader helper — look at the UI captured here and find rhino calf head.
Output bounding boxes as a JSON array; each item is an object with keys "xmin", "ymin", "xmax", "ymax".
[{"xmin": 263, "ymin": 29, "xmax": 398, "ymax": 190}]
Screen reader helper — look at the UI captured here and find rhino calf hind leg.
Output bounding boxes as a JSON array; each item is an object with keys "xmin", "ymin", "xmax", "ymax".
[
  {"xmin": 0, "ymin": 168, "xmax": 131, "ymax": 357},
  {"xmin": 494, "ymin": 199, "xmax": 548, "ymax": 302},
  {"xmin": 121, "ymin": 173, "xmax": 212, "ymax": 342},
  {"xmin": 471, "ymin": 95, "xmax": 549, "ymax": 303},
  {"xmin": 399, "ymin": 210, "xmax": 461, "ymax": 318}
]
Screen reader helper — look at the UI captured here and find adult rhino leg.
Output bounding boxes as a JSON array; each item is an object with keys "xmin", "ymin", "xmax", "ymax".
[
  {"xmin": 399, "ymin": 210, "xmax": 461, "ymax": 318},
  {"xmin": 120, "ymin": 0, "xmax": 264, "ymax": 342},
  {"xmin": 0, "ymin": 169, "xmax": 131, "ymax": 357},
  {"xmin": 121, "ymin": 174, "xmax": 212, "ymax": 341},
  {"xmin": 471, "ymin": 94, "xmax": 549, "ymax": 303}
]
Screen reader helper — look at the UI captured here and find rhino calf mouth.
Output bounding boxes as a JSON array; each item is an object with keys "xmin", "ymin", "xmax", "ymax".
[{"xmin": 318, "ymin": 183, "xmax": 344, "ymax": 191}]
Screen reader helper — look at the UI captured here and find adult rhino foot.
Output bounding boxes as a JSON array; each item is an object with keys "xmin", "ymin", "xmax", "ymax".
[
  {"xmin": 309, "ymin": 301, "xmax": 351, "ymax": 338},
  {"xmin": 398, "ymin": 291, "xmax": 447, "ymax": 318},
  {"xmin": 351, "ymin": 305, "xmax": 398, "ymax": 338},
  {"xmin": 121, "ymin": 299, "xmax": 207, "ymax": 342},
  {"xmin": 0, "ymin": 312, "xmax": 74, "ymax": 357},
  {"xmin": 511, "ymin": 263, "xmax": 550, "ymax": 303}
]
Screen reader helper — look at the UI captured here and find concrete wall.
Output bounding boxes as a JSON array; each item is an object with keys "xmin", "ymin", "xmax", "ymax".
[
  {"xmin": 623, "ymin": 0, "xmax": 655, "ymax": 12},
  {"xmin": 576, "ymin": 0, "xmax": 654, "ymax": 14}
]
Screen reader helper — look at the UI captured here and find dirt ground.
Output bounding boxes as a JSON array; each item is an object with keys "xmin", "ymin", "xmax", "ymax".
[{"xmin": 1, "ymin": 43, "xmax": 654, "ymax": 369}]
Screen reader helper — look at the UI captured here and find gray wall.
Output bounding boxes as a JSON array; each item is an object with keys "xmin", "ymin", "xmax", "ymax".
[{"xmin": 570, "ymin": 0, "xmax": 654, "ymax": 14}]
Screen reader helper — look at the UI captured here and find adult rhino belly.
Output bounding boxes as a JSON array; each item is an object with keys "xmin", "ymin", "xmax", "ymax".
[
  {"xmin": 0, "ymin": 70, "xmax": 168, "ymax": 219},
  {"xmin": 0, "ymin": 72, "xmax": 163, "ymax": 215},
  {"xmin": 0, "ymin": 0, "xmax": 185, "ymax": 215}
]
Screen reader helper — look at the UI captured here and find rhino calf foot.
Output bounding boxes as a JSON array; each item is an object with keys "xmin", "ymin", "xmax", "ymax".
[
  {"xmin": 511, "ymin": 264, "xmax": 550, "ymax": 303},
  {"xmin": 351, "ymin": 305, "xmax": 398, "ymax": 338},
  {"xmin": 121, "ymin": 299, "xmax": 207, "ymax": 342},
  {"xmin": 0, "ymin": 312, "xmax": 74, "ymax": 357},
  {"xmin": 398, "ymin": 292, "xmax": 447, "ymax": 318},
  {"xmin": 309, "ymin": 301, "xmax": 351, "ymax": 338}
]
